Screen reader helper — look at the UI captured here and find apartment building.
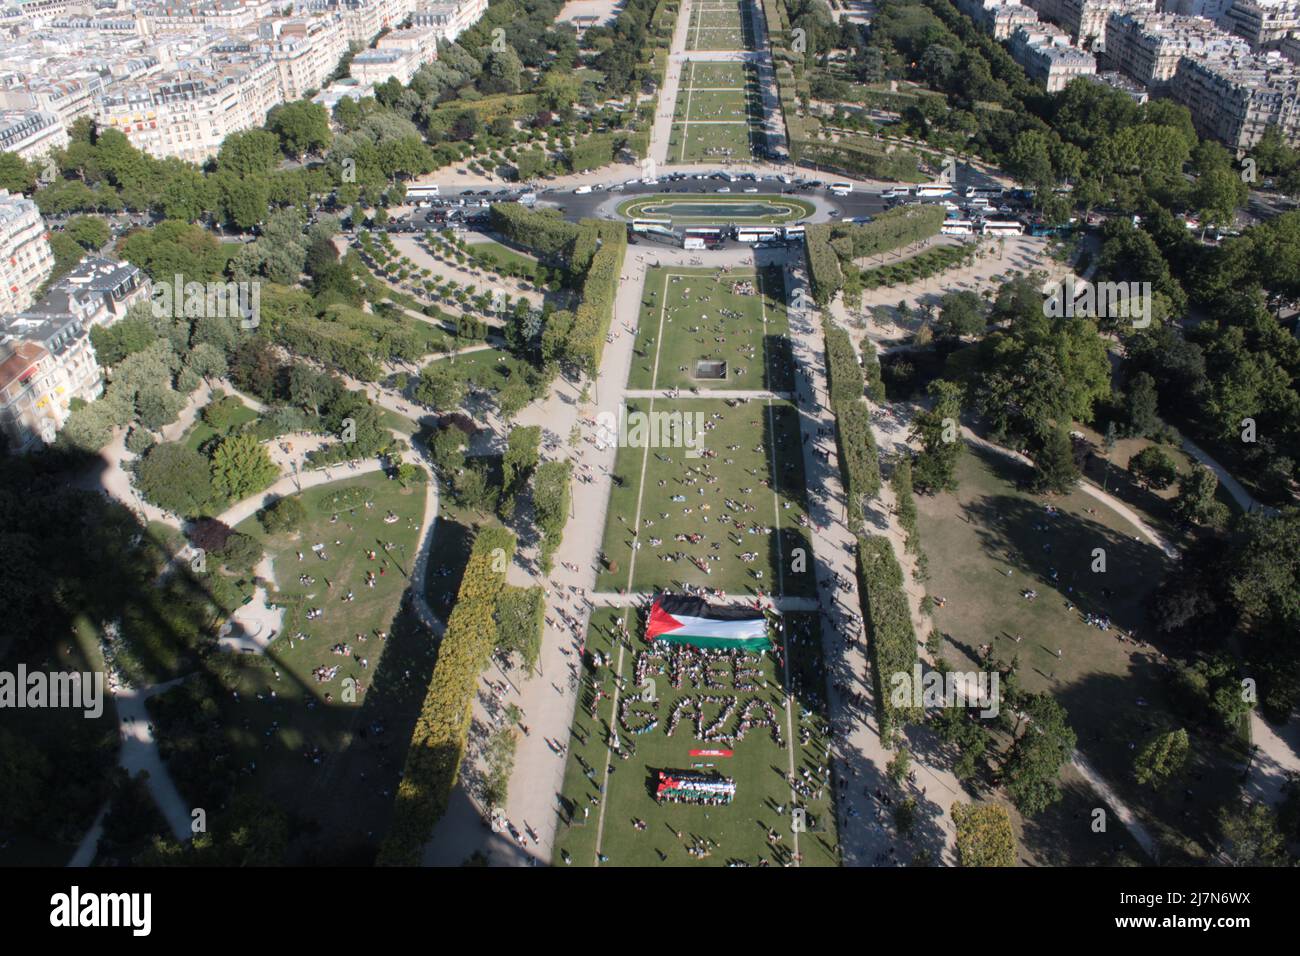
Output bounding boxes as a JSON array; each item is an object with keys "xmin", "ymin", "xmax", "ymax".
[
  {"xmin": 1103, "ymin": 12, "xmax": 1250, "ymax": 88},
  {"xmin": 1023, "ymin": 0, "xmax": 1155, "ymax": 49},
  {"xmin": 1220, "ymin": 0, "xmax": 1300, "ymax": 50},
  {"xmin": 350, "ymin": 46, "xmax": 422, "ymax": 85},
  {"xmin": 0, "ymin": 189, "xmax": 52, "ymax": 317},
  {"xmin": 954, "ymin": 0, "xmax": 1043, "ymax": 38},
  {"xmin": 1009, "ymin": 22, "xmax": 1100, "ymax": 88},
  {"xmin": 0, "ymin": 338, "xmax": 56, "ymax": 450},
  {"xmin": 263, "ymin": 14, "xmax": 350, "ymax": 101},
  {"xmin": 52, "ymin": 256, "xmax": 152, "ymax": 328},
  {"xmin": 97, "ymin": 57, "xmax": 280, "ymax": 163},
  {"xmin": 336, "ymin": 0, "xmax": 413, "ymax": 44},
  {"xmin": 1170, "ymin": 50, "xmax": 1300, "ymax": 148},
  {"xmin": 376, "ymin": 25, "xmax": 439, "ymax": 63},
  {"xmin": 0, "ymin": 307, "xmax": 101, "ymax": 449},
  {"xmin": 1280, "ymin": 30, "xmax": 1300, "ymax": 61},
  {"xmin": 0, "ymin": 108, "xmax": 68, "ymax": 159},
  {"xmin": 412, "ymin": 0, "xmax": 488, "ymax": 42}
]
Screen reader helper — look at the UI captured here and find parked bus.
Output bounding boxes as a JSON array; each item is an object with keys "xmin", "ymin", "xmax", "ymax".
[
  {"xmin": 962, "ymin": 186, "xmax": 1004, "ymax": 200},
  {"xmin": 631, "ymin": 218, "xmax": 672, "ymax": 232},
  {"xmin": 782, "ymin": 224, "xmax": 805, "ymax": 242},
  {"xmin": 980, "ymin": 219, "xmax": 1024, "ymax": 236},
  {"xmin": 683, "ymin": 236, "xmax": 707, "ymax": 250},
  {"xmin": 941, "ymin": 220, "xmax": 975, "ymax": 236},
  {"xmin": 684, "ymin": 226, "xmax": 727, "ymax": 246},
  {"xmin": 736, "ymin": 226, "xmax": 781, "ymax": 243},
  {"xmin": 407, "ymin": 184, "xmax": 441, "ymax": 200}
]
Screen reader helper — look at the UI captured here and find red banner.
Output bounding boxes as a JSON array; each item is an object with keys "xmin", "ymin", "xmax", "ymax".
[{"xmin": 689, "ymin": 749, "xmax": 733, "ymax": 757}]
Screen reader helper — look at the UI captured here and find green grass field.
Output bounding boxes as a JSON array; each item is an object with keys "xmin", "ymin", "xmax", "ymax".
[
  {"xmin": 684, "ymin": 61, "xmax": 749, "ymax": 88},
  {"xmin": 627, "ymin": 266, "xmax": 794, "ymax": 393},
  {"xmin": 595, "ymin": 396, "xmax": 814, "ymax": 597},
  {"xmin": 687, "ymin": 0, "xmax": 752, "ymax": 51},
  {"xmin": 671, "ymin": 120, "xmax": 753, "ymax": 163},
  {"xmin": 233, "ymin": 473, "xmax": 427, "ymax": 699},
  {"xmin": 143, "ymin": 472, "xmax": 437, "ymax": 861},
  {"xmin": 468, "ymin": 238, "xmax": 539, "ymax": 272},
  {"xmin": 552, "ymin": 608, "xmax": 839, "ymax": 866},
  {"xmin": 918, "ymin": 445, "xmax": 1246, "ymax": 863}
]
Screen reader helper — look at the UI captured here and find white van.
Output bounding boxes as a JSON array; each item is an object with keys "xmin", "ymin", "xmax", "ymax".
[
  {"xmin": 573, "ymin": 185, "xmax": 592, "ymax": 195},
  {"xmin": 830, "ymin": 182, "xmax": 853, "ymax": 196}
]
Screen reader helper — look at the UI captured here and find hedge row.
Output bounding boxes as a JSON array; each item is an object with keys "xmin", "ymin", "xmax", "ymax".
[
  {"xmin": 563, "ymin": 221, "xmax": 627, "ymax": 376},
  {"xmin": 797, "ymin": 139, "xmax": 927, "ymax": 183},
  {"xmin": 532, "ymin": 459, "xmax": 573, "ymax": 574},
  {"xmin": 892, "ymin": 456, "xmax": 919, "ymax": 554},
  {"xmin": 489, "ymin": 204, "xmax": 581, "ymax": 262},
  {"xmin": 823, "ymin": 318, "xmax": 881, "ymax": 523},
  {"xmin": 824, "ymin": 322, "xmax": 866, "ymax": 406},
  {"xmin": 805, "ymin": 224, "xmax": 844, "ymax": 307},
  {"xmin": 832, "ymin": 205, "xmax": 946, "ymax": 261},
  {"xmin": 836, "ymin": 398, "xmax": 881, "ymax": 524},
  {"xmin": 378, "ymin": 525, "xmax": 517, "ymax": 865},
  {"xmin": 855, "ymin": 535, "xmax": 920, "ymax": 739}
]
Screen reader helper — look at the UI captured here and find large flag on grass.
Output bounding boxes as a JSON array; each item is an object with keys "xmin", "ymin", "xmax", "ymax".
[{"xmin": 646, "ymin": 595, "xmax": 769, "ymax": 650}]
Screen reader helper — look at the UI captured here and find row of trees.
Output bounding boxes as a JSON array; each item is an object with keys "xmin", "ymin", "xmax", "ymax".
[{"xmin": 379, "ymin": 525, "xmax": 516, "ymax": 864}]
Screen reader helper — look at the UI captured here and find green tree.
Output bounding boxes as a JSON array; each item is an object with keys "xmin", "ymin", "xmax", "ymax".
[
  {"xmin": 1174, "ymin": 465, "xmax": 1228, "ymax": 528},
  {"xmin": 1128, "ymin": 445, "xmax": 1178, "ymax": 490},
  {"xmin": 136, "ymin": 443, "xmax": 215, "ymax": 517},
  {"xmin": 951, "ymin": 802, "xmax": 1017, "ymax": 866},
  {"xmin": 1219, "ymin": 802, "xmax": 1286, "ymax": 866},
  {"xmin": 267, "ymin": 100, "xmax": 332, "ymax": 158},
  {"xmin": 1003, "ymin": 692, "xmax": 1076, "ymax": 815},
  {"xmin": 1123, "ymin": 371, "xmax": 1161, "ymax": 438},
  {"xmin": 910, "ymin": 379, "xmax": 963, "ymax": 494},
  {"xmin": 210, "ymin": 433, "xmax": 279, "ymax": 500},
  {"xmin": 1133, "ymin": 728, "xmax": 1189, "ymax": 788},
  {"xmin": 1032, "ymin": 426, "xmax": 1080, "ymax": 494},
  {"xmin": 64, "ymin": 215, "xmax": 110, "ymax": 250}
]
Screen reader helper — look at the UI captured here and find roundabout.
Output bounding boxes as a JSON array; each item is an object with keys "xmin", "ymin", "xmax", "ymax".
[{"xmin": 617, "ymin": 193, "xmax": 814, "ymax": 224}]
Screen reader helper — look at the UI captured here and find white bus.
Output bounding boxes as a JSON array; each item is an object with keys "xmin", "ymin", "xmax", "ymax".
[
  {"xmin": 683, "ymin": 236, "xmax": 707, "ymax": 250},
  {"xmin": 941, "ymin": 220, "xmax": 975, "ymax": 236},
  {"xmin": 963, "ymin": 186, "xmax": 1005, "ymax": 200},
  {"xmin": 631, "ymin": 218, "xmax": 672, "ymax": 232},
  {"xmin": 914, "ymin": 183, "xmax": 953, "ymax": 198},
  {"xmin": 829, "ymin": 181, "xmax": 853, "ymax": 196},
  {"xmin": 736, "ymin": 226, "xmax": 781, "ymax": 243},
  {"xmin": 684, "ymin": 226, "xmax": 726, "ymax": 246},
  {"xmin": 980, "ymin": 219, "xmax": 1024, "ymax": 236},
  {"xmin": 782, "ymin": 224, "xmax": 805, "ymax": 241},
  {"xmin": 407, "ymin": 184, "xmax": 440, "ymax": 200}
]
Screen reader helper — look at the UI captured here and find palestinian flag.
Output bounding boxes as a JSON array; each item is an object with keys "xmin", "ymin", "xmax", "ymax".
[
  {"xmin": 646, "ymin": 595, "xmax": 769, "ymax": 650},
  {"xmin": 655, "ymin": 770, "xmax": 736, "ymax": 803}
]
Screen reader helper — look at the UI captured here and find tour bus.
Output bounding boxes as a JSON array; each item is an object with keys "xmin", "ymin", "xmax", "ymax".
[
  {"xmin": 684, "ymin": 236, "xmax": 707, "ymax": 250},
  {"xmin": 684, "ymin": 226, "xmax": 727, "ymax": 247},
  {"xmin": 941, "ymin": 219, "xmax": 975, "ymax": 236},
  {"xmin": 631, "ymin": 217, "xmax": 673, "ymax": 233},
  {"xmin": 782, "ymin": 224, "xmax": 805, "ymax": 242},
  {"xmin": 735, "ymin": 226, "xmax": 782, "ymax": 243},
  {"xmin": 913, "ymin": 183, "xmax": 953, "ymax": 198},
  {"xmin": 980, "ymin": 219, "xmax": 1025, "ymax": 236},
  {"xmin": 962, "ymin": 185, "xmax": 1005, "ymax": 200},
  {"xmin": 829, "ymin": 181, "xmax": 854, "ymax": 196},
  {"xmin": 407, "ymin": 184, "xmax": 440, "ymax": 200}
]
